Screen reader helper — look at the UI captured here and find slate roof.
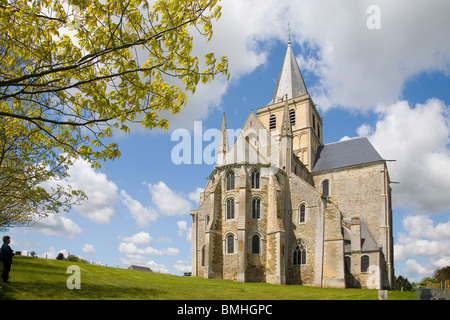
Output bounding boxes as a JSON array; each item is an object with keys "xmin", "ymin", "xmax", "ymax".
[
  {"xmin": 343, "ymin": 218, "xmax": 380, "ymax": 253},
  {"xmin": 360, "ymin": 218, "xmax": 380, "ymax": 252},
  {"xmin": 312, "ymin": 137, "xmax": 384, "ymax": 173}
]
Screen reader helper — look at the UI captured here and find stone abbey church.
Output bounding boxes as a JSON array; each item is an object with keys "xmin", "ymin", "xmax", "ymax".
[{"xmin": 191, "ymin": 43, "xmax": 395, "ymax": 289}]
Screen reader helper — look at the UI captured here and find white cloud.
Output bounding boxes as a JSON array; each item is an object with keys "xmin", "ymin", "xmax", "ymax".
[
  {"xmin": 156, "ymin": 237, "xmax": 173, "ymax": 244},
  {"xmin": 394, "ymin": 215, "xmax": 450, "ymax": 262},
  {"xmin": 121, "ymin": 232, "xmax": 153, "ymax": 246},
  {"xmin": 82, "ymin": 243, "xmax": 97, "ymax": 254},
  {"xmin": 118, "ymin": 231, "xmax": 180, "ymax": 259},
  {"xmin": 403, "ymin": 259, "xmax": 434, "ymax": 279},
  {"xmin": 120, "ymin": 254, "xmax": 147, "ymax": 267},
  {"xmin": 32, "ymin": 214, "xmax": 82, "ymax": 238},
  {"xmin": 359, "ymin": 99, "xmax": 450, "ymax": 214},
  {"xmin": 188, "ymin": 187, "xmax": 203, "ymax": 205},
  {"xmin": 290, "ymin": 0, "xmax": 450, "ymax": 111},
  {"xmin": 160, "ymin": 0, "xmax": 450, "ymax": 129},
  {"xmin": 118, "ymin": 242, "xmax": 163, "ymax": 255},
  {"xmin": 120, "ymin": 190, "xmax": 159, "ymax": 227},
  {"xmin": 173, "ymin": 260, "xmax": 191, "ymax": 273},
  {"xmin": 402, "ymin": 215, "xmax": 450, "ymax": 241},
  {"xmin": 119, "ymin": 255, "xmax": 170, "ymax": 273},
  {"xmin": 147, "ymin": 181, "xmax": 192, "ymax": 216},
  {"xmin": 394, "ymin": 215, "xmax": 450, "ymax": 280},
  {"xmin": 147, "ymin": 260, "xmax": 169, "ymax": 274},
  {"xmin": 118, "ymin": 243, "xmax": 179, "ymax": 258},
  {"xmin": 154, "ymin": 0, "xmax": 285, "ymax": 130},
  {"xmin": 177, "ymin": 220, "xmax": 191, "ymax": 242},
  {"xmin": 66, "ymin": 159, "xmax": 119, "ymax": 224},
  {"xmin": 40, "ymin": 246, "xmax": 68, "ymax": 259},
  {"xmin": 163, "ymin": 247, "xmax": 180, "ymax": 255}
]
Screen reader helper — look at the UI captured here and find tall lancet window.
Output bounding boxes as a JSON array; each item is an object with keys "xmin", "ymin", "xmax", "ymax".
[
  {"xmin": 201, "ymin": 246, "xmax": 205, "ymax": 267},
  {"xmin": 322, "ymin": 180, "xmax": 329, "ymax": 197},
  {"xmin": 293, "ymin": 239, "xmax": 307, "ymax": 265},
  {"xmin": 251, "ymin": 169, "xmax": 260, "ymax": 189},
  {"xmin": 251, "ymin": 235, "xmax": 260, "ymax": 254},
  {"xmin": 226, "ymin": 171, "xmax": 235, "ymax": 190},
  {"xmin": 299, "ymin": 204, "xmax": 306, "ymax": 223},
  {"xmin": 227, "ymin": 234, "xmax": 234, "ymax": 254},
  {"xmin": 252, "ymin": 198, "xmax": 260, "ymax": 219},
  {"xmin": 226, "ymin": 199, "xmax": 235, "ymax": 219}
]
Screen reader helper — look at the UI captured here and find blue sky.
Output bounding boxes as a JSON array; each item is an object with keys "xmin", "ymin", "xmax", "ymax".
[{"xmin": 6, "ymin": 0, "xmax": 450, "ymax": 283}]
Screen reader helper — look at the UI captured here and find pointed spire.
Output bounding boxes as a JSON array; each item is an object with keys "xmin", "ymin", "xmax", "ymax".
[
  {"xmin": 280, "ymin": 95, "xmax": 293, "ymax": 137},
  {"xmin": 279, "ymin": 94, "xmax": 293, "ymax": 174},
  {"xmin": 269, "ymin": 43, "xmax": 308, "ymax": 105},
  {"xmin": 217, "ymin": 112, "xmax": 228, "ymax": 165}
]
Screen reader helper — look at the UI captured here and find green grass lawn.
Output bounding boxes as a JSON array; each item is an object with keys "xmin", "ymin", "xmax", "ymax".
[{"xmin": 0, "ymin": 255, "xmax": 414, "ymax": 300}]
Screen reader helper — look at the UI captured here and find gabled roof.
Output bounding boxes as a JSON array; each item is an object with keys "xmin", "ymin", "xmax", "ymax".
[
  {"xmin": 223, "ymin": 112, "xmax": 274, "ymax": 166},
  {"xmin": 269, "ymin": 43, "xmax": 308, "ymax": 105},
  {"xmin": 312, "ymin": 137, "xmax": 384, "ymax": 172},
  {"xmin": 128, "ymin": 265, "xmax": 153, "ymax": 272}
]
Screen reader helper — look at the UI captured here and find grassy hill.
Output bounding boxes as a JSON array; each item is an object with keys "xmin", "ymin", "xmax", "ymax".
[{"xmin": 0, "ymin": 255, "xmax": 414, "ymax": 300}]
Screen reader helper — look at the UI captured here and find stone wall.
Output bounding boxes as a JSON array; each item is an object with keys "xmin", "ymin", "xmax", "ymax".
[
  {"xmin": 286, "ymin": 174, "xmax": 324, "ymax": 286},
  {"xmin": 312, "ymin": 162, "xmax": 392, "ymax": 289}
]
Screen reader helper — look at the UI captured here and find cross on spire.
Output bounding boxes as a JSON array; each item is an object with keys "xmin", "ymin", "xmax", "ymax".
[{"xmin": 287, "ymin": 22, "xmax": 292, "ymax": 44}]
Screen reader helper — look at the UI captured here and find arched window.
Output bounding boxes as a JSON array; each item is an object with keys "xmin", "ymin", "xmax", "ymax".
[
  {"xmin": 226, "ymin": 171, "xmax": 235, "ymax": 190},
  {"xmin": 227, "ymin": 234, "xmax": 234, "ymax": 254},
  {"xmin": 322, "ymin": 180, "xmax": 329, "ymax": 197},
  {"xmin": 269, "ymin": 114, "xmax": 276, "ymax": 131},
  {"xmin": 299, "ymin": 204, "xmax": 306, "ymax": 223},
  {"xmin": 251, "ymin": 169, "xmax": 260, "ymax": 189},
  {"xmin": 226, "ymin": 198, "xmax": 235, "ymax": 219},
  {"xmin": 361, "ymin": 255, "xmax": 369, "ymax": 272},
  {"xmin": 205, "ymin": 214, "xmax": 210, "ymax": 230},
  {"xmin": 345, "ymin": 256, "xmax": 351, "ymax": 273},
  {"xmin": 293, "ymin": 239, "xmax": 306, "ymax": 265},
  {"xmin": 201, "ymin": 246, "xmax": 205, "ymax": 267},
  {"xmin": 251, "ymin": 235, "xmax": 260, "ymax": 254},
  {"xmin": 252, "ymin": 198, "xmax": 260, "ymax": 219},
  {"xmin": 289, "ymin": 108, "xmax": 296, "ymax": 125}
]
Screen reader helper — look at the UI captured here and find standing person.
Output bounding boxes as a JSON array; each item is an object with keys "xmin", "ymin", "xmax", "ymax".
[{"xmin": 1, "ymin": 236, "xmax": 14, "ymax": 283}]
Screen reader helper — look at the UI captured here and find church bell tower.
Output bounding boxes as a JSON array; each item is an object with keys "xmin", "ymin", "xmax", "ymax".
[{"xmin": 256, "ymin": 43, "xmax": 323, "ymax": 169}]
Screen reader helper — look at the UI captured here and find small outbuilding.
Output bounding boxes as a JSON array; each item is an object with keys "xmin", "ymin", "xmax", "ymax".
[{"xmin": 128, "ymin": 265, "xmax": 153, "ymax": 272}]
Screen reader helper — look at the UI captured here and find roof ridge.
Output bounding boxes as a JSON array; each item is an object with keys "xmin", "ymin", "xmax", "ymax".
[
  {"xmin": 323, "ymin": 136, "xmax": 368, "ymax": 146},
  {"xmin": 312, "ymin": 137, "xmax": 384, "ymax": 172}
]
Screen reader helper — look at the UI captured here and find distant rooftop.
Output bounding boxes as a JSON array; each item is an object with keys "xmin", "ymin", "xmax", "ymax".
[
  {"xmin": 128, "ymin": 265, "xmax": 153, "ymax": 272},
  {"xmin": 312, "ymin": 137, "xmax": 384, "ymax": 172}
]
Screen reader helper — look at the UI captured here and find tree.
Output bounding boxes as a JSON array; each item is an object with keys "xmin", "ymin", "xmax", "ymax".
[
  {"xmin": 0, "ymin": 115, "xmax": 86, "ymax": 229},
  {"xmin": 66, "ymin": 254, "xmax": 89, "ymax": 264},
  {"xmin": 0, "ymin": 0, "xmax": 229, "ymax": 227},
  {"xmin": 417, "ymin": 277, "xmax": 437, "ymax": 288},
  {"xmin": 56, "ymin": 252, "xmax": 65, "ymax": 260},
  {"xmin": 433, "ymin": 265, "xmax": 450, "ymax": 284},
  {"xmin": 395, "ymin": 275, "xmax": 413, "ymax": 291}
]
